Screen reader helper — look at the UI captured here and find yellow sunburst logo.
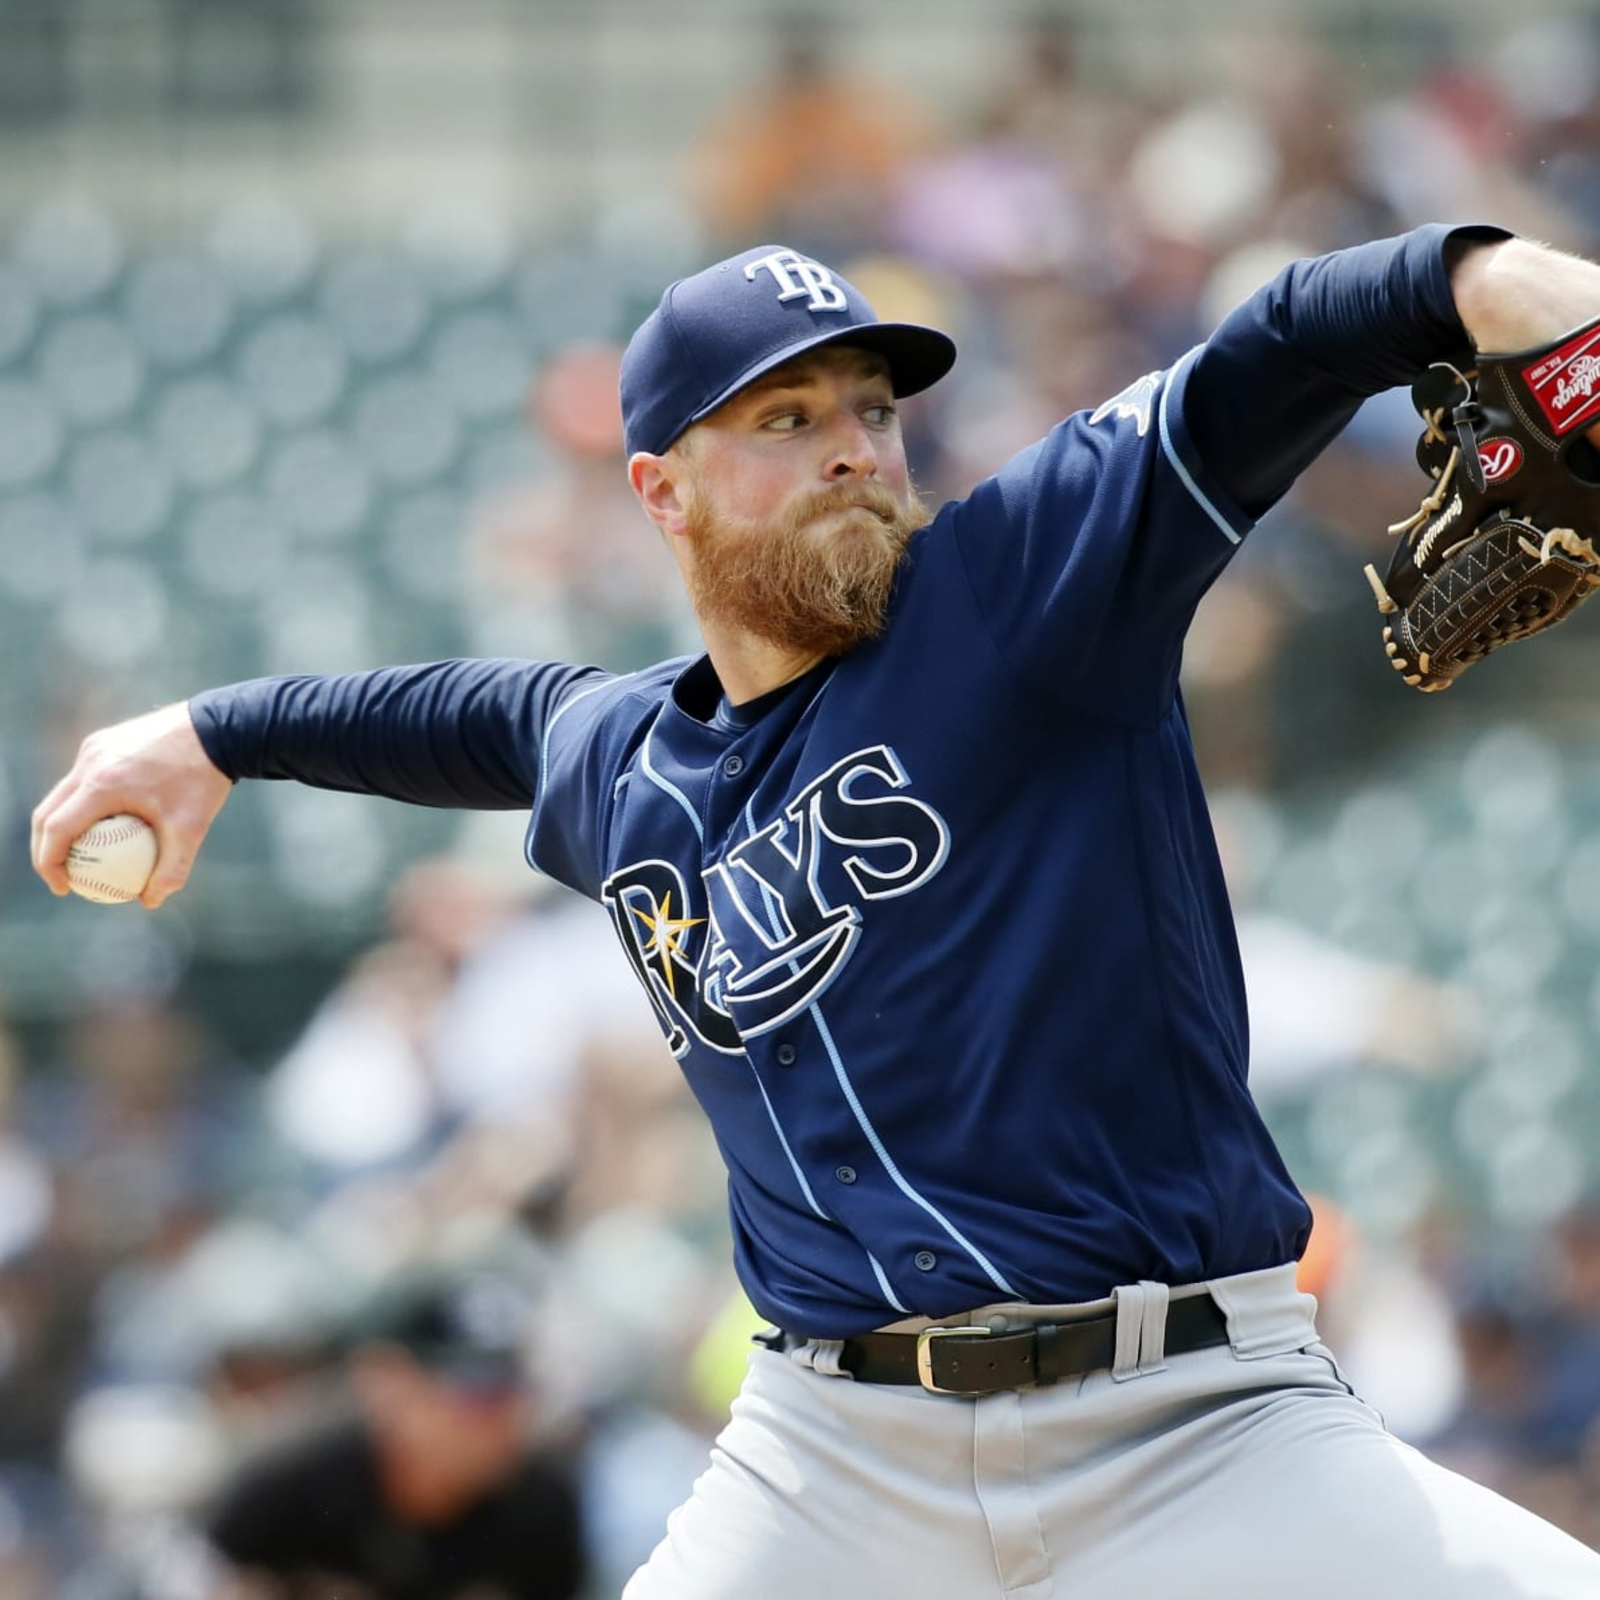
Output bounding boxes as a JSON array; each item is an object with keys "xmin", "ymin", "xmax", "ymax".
[{"xmin": 628, "ymin": 892, "xmax": 705, "ymax": 1000}]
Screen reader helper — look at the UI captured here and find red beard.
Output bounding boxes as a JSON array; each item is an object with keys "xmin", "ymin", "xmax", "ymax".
[{"xmin": 683, "ymin": 479, "xmax": 931, "ymax": 658}]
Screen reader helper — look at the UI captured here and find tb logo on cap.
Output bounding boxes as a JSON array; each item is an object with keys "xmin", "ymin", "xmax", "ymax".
[{"xmin": 745, "ymin": 249, "xmax": 848, "ymax": 312}]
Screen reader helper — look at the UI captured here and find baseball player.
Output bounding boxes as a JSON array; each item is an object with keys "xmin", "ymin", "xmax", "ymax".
[{"xmin": 32, "ymin": 226, "xmax": 1600, "ymax": 1597}]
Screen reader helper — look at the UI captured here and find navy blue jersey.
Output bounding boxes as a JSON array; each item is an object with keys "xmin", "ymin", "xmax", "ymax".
[{"xmin": 193, "ymin": 225, "xmax": 1486, "ymax": 1338}]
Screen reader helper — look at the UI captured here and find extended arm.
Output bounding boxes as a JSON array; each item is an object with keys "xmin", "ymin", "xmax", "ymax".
[
  {"xmin": 1187, "ymin": 225, "xmax": 1600, "ymax": 521},
  {"xmin": 32, "ymin": 657, "xmax": 606, "ymax": 908},
  {"xmin": 187, "ymin": 657, "xmax": 598, "ymax": 804}
]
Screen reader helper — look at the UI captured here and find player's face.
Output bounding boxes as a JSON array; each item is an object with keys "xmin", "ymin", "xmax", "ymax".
[{"xmin": 673, "ymin": 347, "xmax": 930, "ymax": 656}]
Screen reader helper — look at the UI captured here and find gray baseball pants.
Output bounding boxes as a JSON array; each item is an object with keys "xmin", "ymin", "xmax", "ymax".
[{"xmin": 622, "ymin": 1263, "xmax": 1600, "ymax": 1599}]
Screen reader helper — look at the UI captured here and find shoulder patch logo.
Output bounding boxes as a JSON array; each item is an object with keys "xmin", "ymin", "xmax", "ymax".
[{"xmin": 1089, "ymin": 371, "xmax": 1162, "ymax": 437}]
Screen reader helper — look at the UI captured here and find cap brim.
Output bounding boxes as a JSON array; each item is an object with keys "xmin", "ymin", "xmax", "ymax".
[{"xmin": 685, "ymin": 322, "xmax": 956, "ymax": 435}]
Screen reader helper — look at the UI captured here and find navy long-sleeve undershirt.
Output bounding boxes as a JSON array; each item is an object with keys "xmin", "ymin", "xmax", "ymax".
[{"xmin": 191, "ymin": 656, "xmax": 606, "ymax": 809}]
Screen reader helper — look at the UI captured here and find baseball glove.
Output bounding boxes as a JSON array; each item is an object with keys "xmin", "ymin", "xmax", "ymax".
[{"xmin": 1366, "ymin": 314, "xmax": 1600, "ymax": 691}]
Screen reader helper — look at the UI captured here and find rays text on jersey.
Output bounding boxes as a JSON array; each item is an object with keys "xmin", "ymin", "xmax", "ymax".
[{"xmin": 601, "ymin": 745, "xmax": 951, "ymax": 1056}]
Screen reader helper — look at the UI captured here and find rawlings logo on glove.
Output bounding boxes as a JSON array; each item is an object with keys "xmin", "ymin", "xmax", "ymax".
[
  {"xmin": 1365, "ymin": 316, "xmax": 1600, "ymax": 691},
  {"xmin": 1529, "ymin": 325, "xmax": 1600, "ymax": 433},
  {"xmin": 1478, "ymin": 439, "xmax": 1523, "ymax": 482}
]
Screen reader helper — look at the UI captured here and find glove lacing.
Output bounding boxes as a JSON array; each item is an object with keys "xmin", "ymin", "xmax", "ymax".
[
  {"xmin": 1386, "ymin": 409, "xmax": 1459, "ymax": 547},
  {"xmin": 1368, "ymin": 416, "xmax": 1462, "ymax": 613},
  {"xmin": 1517, "ymin": 525, "xmax": 1600, "ymax": 577}
]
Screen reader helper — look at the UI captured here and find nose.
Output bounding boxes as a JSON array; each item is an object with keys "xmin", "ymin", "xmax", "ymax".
[{"xmin": 825, "ymin": 411, "xmax": 879, "ymax": 480}]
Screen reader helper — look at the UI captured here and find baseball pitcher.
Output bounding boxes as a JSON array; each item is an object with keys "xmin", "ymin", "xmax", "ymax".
[{"xmin": 33, "ymin": 224, "xmax": 1600, "ymax": 1597}]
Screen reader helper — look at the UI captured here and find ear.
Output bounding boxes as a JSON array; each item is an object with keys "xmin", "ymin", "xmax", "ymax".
[{"xmin": 629, "ymin": 451, "xmax": 692, "ymax": 539}]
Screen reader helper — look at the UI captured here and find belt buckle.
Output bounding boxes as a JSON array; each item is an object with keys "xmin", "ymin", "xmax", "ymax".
[{"xmin": 914, "ymin": 1324, "xmax": 992, "ymax": 1394}]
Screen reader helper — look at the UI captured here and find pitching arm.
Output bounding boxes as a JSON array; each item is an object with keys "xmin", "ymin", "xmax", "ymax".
[
  {"xmin": 185, "ymin": 657, "xmax": 603, "ymax": 808},
  {"xmin": 31, "ymin": 658, "xmax": 606, "ymax": 908}
]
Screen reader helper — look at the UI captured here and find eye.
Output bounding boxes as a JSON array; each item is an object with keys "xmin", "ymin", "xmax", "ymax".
[
  {"xmin": 863, "ymin": 402, "xmax": 897, "ymax": 426},
  {"xmin": 761, "ymin": 410, "xmax": 807, "ymax": 433}
]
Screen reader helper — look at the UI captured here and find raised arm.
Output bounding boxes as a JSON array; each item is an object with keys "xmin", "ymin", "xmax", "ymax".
[
  {"xmin": 1186, "ymin": 225, "xmax": 1600, "ymax": 522},
  {"xmin": 1447, "ymin": 232, "xmax": 1600, "ymax": 355},
  {"xmin": 1176, "ymin": 223, "xmax": 1600, "ymax": 698},
  {"xmin": 1181, "ymin": 224, "xmax": 1504, "ymax": 519}
]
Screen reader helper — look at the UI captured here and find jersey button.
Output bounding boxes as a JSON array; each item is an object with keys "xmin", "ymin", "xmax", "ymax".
[
  {"xmin": 775, "ymin": 1043, "xmax": 797, "ymax": 1066},
  {"xmin": 722, "ymin": 754, "xmax": 745, "ymax": 777},
  {"xmin": 914, "ymin": 1251, "xmax": 937, "ymax": 1272},
  {"xmin": 835, "ymin": 1165, "xmax": 857, "ymax": 1185}
]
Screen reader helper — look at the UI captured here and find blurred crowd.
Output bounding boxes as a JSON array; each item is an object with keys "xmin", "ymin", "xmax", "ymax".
[
  {"xmin": 11, "ymin": 7, "xmax": 1600, "ymax": 1594},
  {"xmin": 0, "ymin": 869, "xmax": 739, "ymax": 1597}
]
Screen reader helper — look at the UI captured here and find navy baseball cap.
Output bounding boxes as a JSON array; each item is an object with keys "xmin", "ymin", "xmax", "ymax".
[{"xmin": 620, "ymin": 244, "xmax": 957, "ymax": 458}]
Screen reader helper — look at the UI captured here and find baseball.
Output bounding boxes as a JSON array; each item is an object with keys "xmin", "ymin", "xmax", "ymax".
[{"xmin": 66, "ymin": 814, "xmax": 159, "ymax": 904}]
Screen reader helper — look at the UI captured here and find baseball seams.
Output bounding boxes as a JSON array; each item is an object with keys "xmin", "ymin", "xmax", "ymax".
[
  {"xmin": 66, "ymin": 814, "xmax": 158, "ymax": 904},
  {"xmin": 67, "ymin": 872, "xmax": 137, "ymax": 902}
]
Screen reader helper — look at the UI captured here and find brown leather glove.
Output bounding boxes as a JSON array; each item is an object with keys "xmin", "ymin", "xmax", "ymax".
[{"xmin": 1366, "ymin": 316, "xmax": 1600, "ymax": 691}]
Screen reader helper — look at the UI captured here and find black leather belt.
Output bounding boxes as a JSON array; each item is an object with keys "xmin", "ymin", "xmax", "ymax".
[{"xmin": 794, "ymin": 1293, "xmax": 1231, "ymax": 1397}]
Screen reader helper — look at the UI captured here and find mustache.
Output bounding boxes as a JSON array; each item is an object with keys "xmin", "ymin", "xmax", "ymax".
[{"xmin": 792, "ymin": 481, "xmax": 906, "ymax": 525}]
